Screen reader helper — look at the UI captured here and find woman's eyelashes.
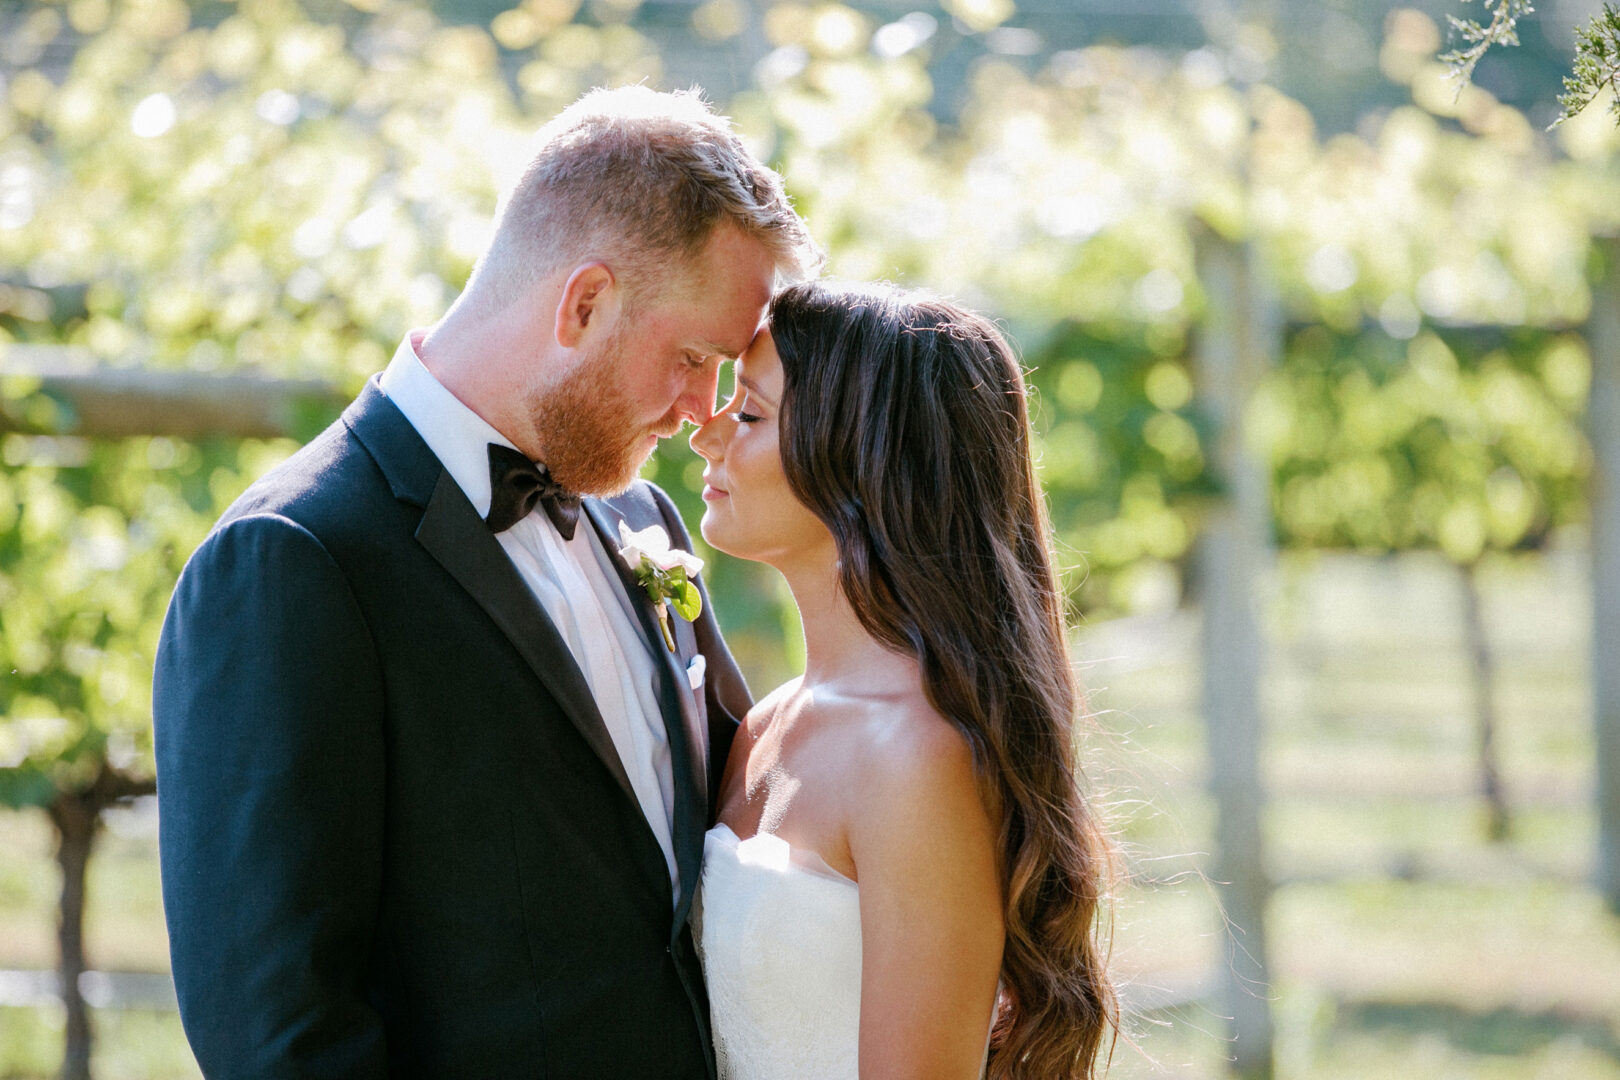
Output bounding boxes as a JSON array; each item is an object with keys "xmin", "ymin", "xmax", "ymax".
[{"xmin": 726, "ymin": 392, "xmax": 763, "ymax": 424}]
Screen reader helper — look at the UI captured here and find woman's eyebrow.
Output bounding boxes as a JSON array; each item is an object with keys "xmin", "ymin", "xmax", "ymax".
[{"xmin": 737, "ymin": 374, "xmax": 779, "ymax": 408}]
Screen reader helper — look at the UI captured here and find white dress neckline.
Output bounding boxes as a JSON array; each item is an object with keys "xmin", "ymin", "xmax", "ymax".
[{"xmin": 708, "ymin": 822, "xmax": 858, "ymax": 889}]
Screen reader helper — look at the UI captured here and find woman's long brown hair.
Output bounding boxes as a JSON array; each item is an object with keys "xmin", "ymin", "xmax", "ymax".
[{"xmin": 769, "ymin": 281, "xmax": 1118, "ymax": 1077}]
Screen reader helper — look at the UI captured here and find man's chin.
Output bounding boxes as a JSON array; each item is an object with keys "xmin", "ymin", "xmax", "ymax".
[
  {"xmin": 624, "ymin": 433, "xmax": 663, "ymax": 485},
  {"xmin": 551, "ymin": 431, "xmax": 669, "ymax": 498},
  {"xmin": 586, "ymin": 442, "xmax": 659, "ymax": 498},
  {"xmin": 633, "ymin": 426, "xmax": 681, "ymax": 465}
]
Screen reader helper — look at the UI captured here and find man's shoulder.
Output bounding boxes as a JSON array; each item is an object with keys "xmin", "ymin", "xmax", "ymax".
[{"xmin": 213, "ymin": 407, "xmax": 403, "ymax": 548}]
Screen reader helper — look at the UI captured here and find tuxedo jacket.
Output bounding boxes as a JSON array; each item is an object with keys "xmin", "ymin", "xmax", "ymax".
[{"xmin": 153, "ymin": 378, "xmax": 748, "ymax": 1079}]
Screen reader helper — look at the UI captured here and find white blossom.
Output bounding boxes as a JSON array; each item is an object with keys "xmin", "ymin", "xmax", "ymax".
[{"xmin": 617, "ymin": 522, "xmax": 703, "ymax": 576}]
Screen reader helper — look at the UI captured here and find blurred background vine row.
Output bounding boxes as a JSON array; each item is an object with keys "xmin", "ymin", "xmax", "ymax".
[{"xmin": 4, "ymin": 0, "xmax": 1620, "ymax": 1077}]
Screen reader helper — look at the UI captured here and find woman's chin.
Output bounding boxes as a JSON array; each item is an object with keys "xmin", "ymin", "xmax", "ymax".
[
  {"xmin": 699, "ymin": 518, "xmax": 757, "ymax": 564},
  {"xmin": 697, "ymin": 516, "xmax": 729, "ymax": 555}
]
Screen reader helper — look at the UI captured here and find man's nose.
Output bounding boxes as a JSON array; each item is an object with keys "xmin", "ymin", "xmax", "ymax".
[{"xmin": 677, "ymin": 364, "xmax": 721, "ymax": 426}]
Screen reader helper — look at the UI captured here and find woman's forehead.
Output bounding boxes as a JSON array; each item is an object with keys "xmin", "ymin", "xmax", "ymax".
[{"xmin": 737, "ymin": 330, "xmax": 784, "ymax": 396}]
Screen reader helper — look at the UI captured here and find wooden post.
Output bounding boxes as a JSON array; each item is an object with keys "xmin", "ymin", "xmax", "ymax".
[
  {"xmin": 0, "ymin": 345, "xmax": 346, "ymax": 440},
  {"xmin": 1459, "ymin": 559, "xmax": 1510, "ymax": 842},
  {"xmin": 1194, "ymin": 232, "xmax": 1276, "ymax": 1079},
  {"xmin": 47, "ymin": 790, "xmax": 98, "ymax": 1080},
  {"xmin": 39, "ymin": 768, "xmax": 154, "ymax": 1080},
  {"xmin": 1590, "ymin": 237, "xmax": 1620, "ymax": 914}
]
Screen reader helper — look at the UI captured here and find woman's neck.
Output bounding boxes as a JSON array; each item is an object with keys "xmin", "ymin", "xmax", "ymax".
[{"xmin": 780, "ymin": 557, "xmax": 914, "ymax": 690}]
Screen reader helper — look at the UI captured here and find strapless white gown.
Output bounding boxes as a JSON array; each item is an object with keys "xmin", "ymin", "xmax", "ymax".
[{"xmin": 694, "ymin": 823, "xmax": 862, "ymax": 1080}]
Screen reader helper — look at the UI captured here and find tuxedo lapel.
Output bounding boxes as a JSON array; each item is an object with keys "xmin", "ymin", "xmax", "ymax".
[
  {"xmin": 343, "ymin": 381, "xmax": 639, "ymax": 808},
  {"xmin": 583, "ymin": 498, "xmax": 707, "ymax": 920},
  {"xmin": 415, "ymin": 476, "xmax": 641, "ymax": 804}
]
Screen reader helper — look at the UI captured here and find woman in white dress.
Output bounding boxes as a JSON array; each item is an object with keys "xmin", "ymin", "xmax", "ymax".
[{"xmin": 689, "ymin": 281, "xmax": 1118, "ymax": 1079}]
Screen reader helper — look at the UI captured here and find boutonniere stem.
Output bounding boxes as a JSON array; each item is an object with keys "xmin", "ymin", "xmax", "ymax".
[{"xmin": 617, "ymin": 522, "xmax": 703, "ymax": 651}]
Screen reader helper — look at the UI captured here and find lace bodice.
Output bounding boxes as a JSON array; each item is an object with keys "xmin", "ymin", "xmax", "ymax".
[{"xmin": 694, "ymin": 823, "xmax": 862, "ymax": 1080}]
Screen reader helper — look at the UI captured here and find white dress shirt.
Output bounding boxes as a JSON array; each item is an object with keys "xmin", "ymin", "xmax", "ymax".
[{"xmin": 380, "ymin": 331, "xmax": 682, "ymax": 896}]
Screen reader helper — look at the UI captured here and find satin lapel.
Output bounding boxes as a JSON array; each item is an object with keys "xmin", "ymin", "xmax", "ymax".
[
  {"xmin": 583, "ymin": 498, "xmax": 706, "ymax": 916},
  {"xmin": 414, "ymin": 472, "xmax": 638, "ymax": 805}
]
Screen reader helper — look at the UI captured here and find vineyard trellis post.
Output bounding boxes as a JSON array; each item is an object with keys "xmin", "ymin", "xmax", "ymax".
[
  {"xmin": 0, "ymin": 346, "xmax": 348, "ymax": 440},
  {"xmin": 1193, "ymin": 233, "xmax": 1277, "ymax": 1080},
  {"xmin": 1590, "ymin": 237, "xmax": 1620, "ymax": 915}
]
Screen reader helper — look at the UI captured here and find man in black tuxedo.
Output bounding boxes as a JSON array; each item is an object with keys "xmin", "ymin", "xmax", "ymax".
[{"xmin": 153, "ymin": 86, "xmax": 816, "ymax": 1078}]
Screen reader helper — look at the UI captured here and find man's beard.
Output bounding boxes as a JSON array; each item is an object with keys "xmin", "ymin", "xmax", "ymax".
[{"xmin": 526, "ymin": 330, "xmax": 680, "ymax": 497}]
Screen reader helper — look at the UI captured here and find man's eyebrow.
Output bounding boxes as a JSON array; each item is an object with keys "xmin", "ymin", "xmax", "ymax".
[{"xmin": 695, "ymin": 339, "xmax": 743, "ymax": 360}]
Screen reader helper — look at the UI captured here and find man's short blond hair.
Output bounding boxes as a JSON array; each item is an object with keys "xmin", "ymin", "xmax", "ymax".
[{"xmin": 473, "ymin": 86, "xmax": 820, "ymax": 308}]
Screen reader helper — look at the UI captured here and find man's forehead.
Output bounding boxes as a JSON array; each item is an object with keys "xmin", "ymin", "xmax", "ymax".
[
  {"xmin": 639, "ymin": 300, "xmax": 752, "ymax": 359},
  {"xmin": 670, "ymin": 227, "xmax": 775, "ymax": 339},
  {"xmin": 691, "ymin": 309, "xmax": 772, "ymax": 360},
  {"xmin": 660, "ymin": 280, "xmax": 766, "ymax": 359}
]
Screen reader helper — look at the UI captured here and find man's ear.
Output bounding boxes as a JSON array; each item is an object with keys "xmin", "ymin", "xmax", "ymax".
[{"xmin": 554, "ymin": 263, "xmax": 619, "ymax": 348}]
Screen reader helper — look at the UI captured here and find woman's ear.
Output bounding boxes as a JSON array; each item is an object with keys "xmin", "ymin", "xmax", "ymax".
[{"xmin": 554, "ymin": 262, "xmax": 619, "ymax": 348}]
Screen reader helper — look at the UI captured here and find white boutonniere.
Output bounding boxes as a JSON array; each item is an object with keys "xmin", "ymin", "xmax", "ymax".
[{"xmin": 617, "ymin": 522, "xmax": 704, "ymax": 650}]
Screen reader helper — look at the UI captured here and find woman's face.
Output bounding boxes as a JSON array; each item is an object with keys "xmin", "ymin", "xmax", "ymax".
[{"xmin": 689, "ymin": 329, "xmax": 834, "ymax": 571}]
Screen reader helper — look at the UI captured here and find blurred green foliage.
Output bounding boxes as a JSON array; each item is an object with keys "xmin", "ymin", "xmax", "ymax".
[
  {"xmin": 1264, "ymin": 326, "xmax": 1590, "ymax": 562},
  {"xmin": 1, "ymin": 0, "xmax": 1619, "ymax": 807},
  {"xmin": 0, "ymin": 0, "xmax": 667, "ymax": 803},
  {"xmin": 0, "ymin": 427, "xmax": 289, "ymax": 805}
]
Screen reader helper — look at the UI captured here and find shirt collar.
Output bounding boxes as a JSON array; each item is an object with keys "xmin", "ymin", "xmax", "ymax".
[{"xmin": 378, "ymin": 329, "xmax": 516, "ymax": 520}]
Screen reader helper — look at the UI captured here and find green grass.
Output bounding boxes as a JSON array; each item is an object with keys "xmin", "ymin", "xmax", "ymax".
[
  {"xmin": 1113, "ymin": 987, "xmax": 1620, "ymax": 1080},
  {"xmin": 1085, "ymin": 549, "xmax": 1620, "ymax": 1078},
  {"xmin": 4, "ymin": 548, "xmax": 1619, "ymax": 1078},
  {"xmin": 0, "ymin": 1008, "xmax": 199, "ymax": 1080}
]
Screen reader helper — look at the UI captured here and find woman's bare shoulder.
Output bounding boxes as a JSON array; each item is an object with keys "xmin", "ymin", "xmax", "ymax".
[
  {"xmin": 740, "ymin": 676, "xmax": 804, "ymax": 737},
  {"xmin": 841, "ymin": 690, "xmax": 989, "ymax": 849},
  {"xmin": 867, "ymin": 697, "xmax": 976, "ymax": 780}
]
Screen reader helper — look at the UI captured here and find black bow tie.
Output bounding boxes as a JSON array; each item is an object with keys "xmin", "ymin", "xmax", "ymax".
[{"xmin": 485, "ymin": 443, "xmax": 582, "ymax": 540}]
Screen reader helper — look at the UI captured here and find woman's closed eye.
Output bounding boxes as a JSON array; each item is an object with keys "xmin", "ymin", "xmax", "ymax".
[{"xmin": 726, "ymin": 391, "xmax": 764, "ymax": 424}]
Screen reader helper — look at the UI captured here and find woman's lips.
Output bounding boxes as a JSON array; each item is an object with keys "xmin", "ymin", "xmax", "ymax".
[{"xmin": 702, "ymin": 484, "xmax": 729, "ymax": 502}]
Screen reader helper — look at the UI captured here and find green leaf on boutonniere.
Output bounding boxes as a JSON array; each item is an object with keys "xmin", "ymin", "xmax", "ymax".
[{"xmin": 670, "ymin": 572, "xmax": 701, "ymax": 622}]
